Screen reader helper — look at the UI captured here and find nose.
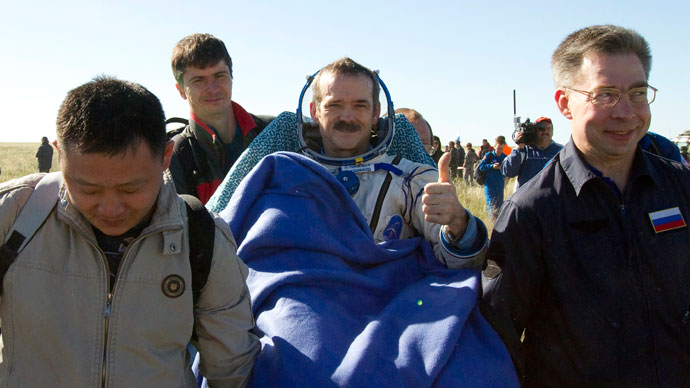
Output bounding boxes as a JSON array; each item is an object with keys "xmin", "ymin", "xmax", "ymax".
[
  {"xmin": 610, "ymin": 94, "xmax": 637, "ymax": 120},
  {"xmin": 97, "ymin": 192, "xmax": 125, "ymax": 218},
  {"xmin": 206, "ymin": 78, "xmax": 221, "ymax": 92},
  {"xmin": 340, "ymin": 105, "xmax": 355, "ymax": 121}
]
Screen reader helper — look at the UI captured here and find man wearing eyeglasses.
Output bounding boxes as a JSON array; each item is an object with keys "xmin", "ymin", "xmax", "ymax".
[
  {"xmin": 502, "ymin": 116, "xmax": 563, "ymax": 189},
  {"xmin": 481, "ymin": 25, "xmax": 690, "ymax": 387}
]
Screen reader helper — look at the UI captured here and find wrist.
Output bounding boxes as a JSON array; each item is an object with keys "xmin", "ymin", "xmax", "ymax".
[{"xmin": 443, "ymin": 211, "xmax": 469, "ymax": 245}]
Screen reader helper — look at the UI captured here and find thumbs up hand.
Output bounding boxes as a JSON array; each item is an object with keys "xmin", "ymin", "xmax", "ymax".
[{"xmin": 423, "ymin": 152, "xmax": 469, "ymax": 240}]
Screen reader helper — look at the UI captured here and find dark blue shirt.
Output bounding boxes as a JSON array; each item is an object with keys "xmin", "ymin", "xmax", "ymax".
[{"xmin": 482, "ymin": 140, "xmax": 690, "ymax": 387}]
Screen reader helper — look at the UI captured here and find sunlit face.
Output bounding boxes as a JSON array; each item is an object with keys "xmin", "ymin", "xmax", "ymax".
[
  {"xmin": 495, "ymin": 142, "xmax": 505, "ymax": 156},
  {"xmin": 411, "ymin": 118, "xmax": 432, "ymax": 152},
  {"xmin": 310, "ymin": 72, "xmax": 380, "ymax": 158},
  {"xmin": 60, "ymin": 141, "xmax": 173, "ymax": 236},
  {"xmin": 556, "ymin": 53, "xmax": 651, "ymax": 167},
  {"xmin": 536, "ymin": 122, "xmax": 554, "ymax": 148},
  {"xmin": 176, "ymin": 60, "xmax": 233, "ymax": 121}
]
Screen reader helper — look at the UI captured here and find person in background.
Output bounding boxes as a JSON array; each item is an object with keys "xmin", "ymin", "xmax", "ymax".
[
  {"xmin": 396, "ymin": 108, "xmax": 433, "ymax": 153},
  {"xmin": 455, "ymin": 138, "xmax": 466, "ymax": 181},
  {"xmin": 36, "ymin": 136, "xmax": 53, "ymax": 173},
  {"xmin": 478, "ymin": 136, "xmax": 507, "ymax": 219},
  {"xmin": 479, "ymin": 139, "xmax": 494, "ymax": 158},
  {"xmin": 167, "ymin": 33, "xmax": 273, "ymax": 204},
  {"xmin": 502, "ymin": 117, "xmax": 563, "ymax": 189},
  {"xmin": 431, "ymin": 136, "xmax": 444, "ymax": 165},
  {"xmin": 497, "ymin": 135, "xmax": 511, "ymax": 156},
  {"xmin": 464, "ymin": 142, "xmax": 479, "ymax": 185},
  {"xmin": 448, "ymin": 141, "xmax": 460, "ymax": 180}
]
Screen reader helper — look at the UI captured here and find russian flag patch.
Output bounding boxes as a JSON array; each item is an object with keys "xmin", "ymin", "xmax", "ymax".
[{"xmin": 648, "ymin": 207, "xmax": 686, "ymax": 233}]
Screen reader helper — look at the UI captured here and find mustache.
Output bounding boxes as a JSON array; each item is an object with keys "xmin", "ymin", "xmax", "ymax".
[{"xmin": 333, "ymin": 121, "xmax": 362, "ymax": 132}]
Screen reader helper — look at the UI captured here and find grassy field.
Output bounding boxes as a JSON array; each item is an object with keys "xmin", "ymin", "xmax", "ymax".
[
  {"xmin": 0, "ymin": 143, "xmax": 60, "ymax": 182},
  {"xmin": 0, "ymin": 142, "xmax": 511, "ymax": 231}
]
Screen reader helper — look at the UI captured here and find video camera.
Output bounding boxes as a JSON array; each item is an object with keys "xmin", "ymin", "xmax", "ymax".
[{"xmin": 512, "ymin": 117, "xmax": 539, "ymax": 146}]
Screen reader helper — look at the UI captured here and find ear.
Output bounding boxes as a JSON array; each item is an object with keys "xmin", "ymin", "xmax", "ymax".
[
  {"xmin": 309, "ymin": 102, "xmax": 319, "ymax": 123},
  {"xmin": 175, "ymin": 83, "xmax": 187, "ymax": 100},
  {"xmin": 555, "ymin": 89, "xmax": 572, "ymax": 120},
  {"xmin": 373, "ymin": 101, "xmax": 381, "ymax": 120},
  {"xmin": 55, "ymin": 141, "xmax": 62, "ymax": 163},
  {"xmin": 162, "ymin": 140, "xmax": 174, "ymax": 170}
]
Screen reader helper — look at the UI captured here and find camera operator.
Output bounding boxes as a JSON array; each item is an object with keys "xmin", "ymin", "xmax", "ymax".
[{"xmin": 502, "ymin": 116, "xmax": 563, "ymax": 189}]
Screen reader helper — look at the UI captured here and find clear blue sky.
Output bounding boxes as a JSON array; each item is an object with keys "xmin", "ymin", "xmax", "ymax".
[{"xmin": 1, "ymin": 0, "xmax": 687, "ymax": 147}]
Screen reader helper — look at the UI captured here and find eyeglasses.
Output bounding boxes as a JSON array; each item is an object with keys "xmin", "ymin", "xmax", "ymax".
[{"xmin": 565, "ymin": 85, "xmax": 657, "ymax": 108}]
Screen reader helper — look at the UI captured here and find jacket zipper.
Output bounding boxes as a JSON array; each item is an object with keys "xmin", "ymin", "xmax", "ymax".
[
  {"xmin": 101, "ymin": 292, "xmax": 112, "ymax": 388},
  {"xmin": 98, "ymin": 231, "xmax": 155, "ymax": 388}
]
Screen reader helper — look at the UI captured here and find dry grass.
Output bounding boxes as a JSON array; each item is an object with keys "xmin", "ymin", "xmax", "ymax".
[
  {"xmin": 0, "ymin": 143, "xmax": 59, "ymax": 184},
  {"xmin": 0, "ymin": 142, "xmax": 512, "ymax": 233},
  {"xmin": 452, "ymin": 175, "xmax": 515, "ymax": 234}
]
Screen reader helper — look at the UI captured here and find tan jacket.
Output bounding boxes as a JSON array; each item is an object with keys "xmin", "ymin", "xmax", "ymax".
[{"xmin": 0, "ymin": 172, "xmax": 259, "ymax": 387}]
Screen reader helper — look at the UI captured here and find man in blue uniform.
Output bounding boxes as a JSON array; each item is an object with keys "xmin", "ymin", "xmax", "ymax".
[
  {"xmin": 478, "ymin": 136, "xmax": 507, "ymax": 219},
  {"xmin": 481, "ymin": 25, "xmax": 690, "ymax": 387}
]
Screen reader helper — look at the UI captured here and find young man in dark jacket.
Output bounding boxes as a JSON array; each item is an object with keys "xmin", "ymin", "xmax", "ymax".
[{"xmin": 168, "ymin": 33, "xmax": 272, "ymax": 204}]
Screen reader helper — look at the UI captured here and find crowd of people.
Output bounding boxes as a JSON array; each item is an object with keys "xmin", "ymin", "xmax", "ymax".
[{"xmin": 1, "ymin": 24, "xmax": 690, "ymax": 388}]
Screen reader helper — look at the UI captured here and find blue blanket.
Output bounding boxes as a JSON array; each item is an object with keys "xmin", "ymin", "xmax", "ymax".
[{"xmin": 201, "ymin": 152, "xmax": 517, "ymax": 387}]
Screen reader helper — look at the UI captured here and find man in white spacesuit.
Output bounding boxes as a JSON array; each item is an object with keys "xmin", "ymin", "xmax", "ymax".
[{"xmin": 301, "ymin": 57, "xmax": 487, "ymax": 268}]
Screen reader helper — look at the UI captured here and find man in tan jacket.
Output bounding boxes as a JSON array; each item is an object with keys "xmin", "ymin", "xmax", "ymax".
[{"xmin": 0, "ymin": 76, "xmax": 258, "ymax": 387}]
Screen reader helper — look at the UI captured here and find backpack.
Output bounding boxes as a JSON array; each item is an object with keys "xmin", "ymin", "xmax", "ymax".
[
  {"xmin": 474, "ymin": 153, "xmax": 493, "ymax": 185},
  {"xmin": 166, "ymin": 117, "xmax": 206, "ymax": 199},
  {"xmin": 0, "ymin": 172, "xmax": 214, "ymax": 309}
]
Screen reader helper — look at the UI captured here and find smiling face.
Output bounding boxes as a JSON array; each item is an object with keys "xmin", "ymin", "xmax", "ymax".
[
  {"xmin": 176, "ymin": 60, "xmax": 233, "ymax": 121},
  {"xmin": 536, "ymin": 121, "xmax": 554, "ymax": 148},
  {"xmin": 556, "ymin": 53, "xmax": 651, "ymax": 168},
  {"xmin": 60, "ymin": 140, "xmax": 173, "ymax": 236},
  {"xmin": 310, "ymin": 72, "xmax": 380, "ymax": 158},
  {"xmin": 494, "ymin": 142, "xmax": 505, "ymax": 156}
]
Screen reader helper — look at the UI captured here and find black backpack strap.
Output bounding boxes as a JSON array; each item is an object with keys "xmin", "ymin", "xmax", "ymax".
[
  {"xmin": 0, "ymin": 231, "xmax": 25, "ymax": 294},
  {"xmin": 179, "ymin": 194, "xmax": 215, "ymax": 306},
  {"xmin": 166, "ymin": 117, "xmax": 189, "ymax": 128},
  {"xmin": 369, "ymin": 155, "xmax": 403, "ymax": 234},
  {"xmin": 171, "ymin": 132, "xmax": 205, "ymax": 198},
  {"xmin": 180, "ymin": 194, "xmax": 215, "ymax": 342}
]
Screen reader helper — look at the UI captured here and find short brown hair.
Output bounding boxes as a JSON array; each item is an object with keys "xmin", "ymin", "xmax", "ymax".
[
  {"xmin": 552, "ymin": 25, "xmax": 651, "ymax": 88},
  {"xmin": 171, "ymin": 33, "xmax": 232, "ymax": 85},
  {"xmin": 312, "ymin": 57, "xmax": 380, "ymax": 108}
]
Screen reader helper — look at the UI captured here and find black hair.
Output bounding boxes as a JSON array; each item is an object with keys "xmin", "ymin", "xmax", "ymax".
[{"xmin": 56, "ymin": 76, "xmax": 167, "ymax": 158}]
